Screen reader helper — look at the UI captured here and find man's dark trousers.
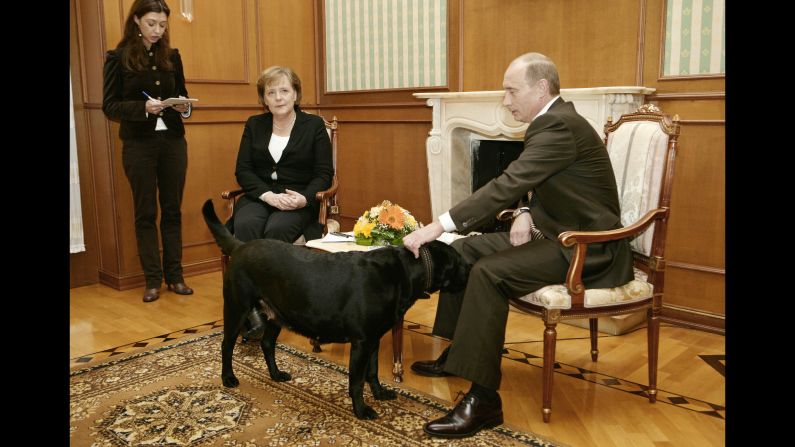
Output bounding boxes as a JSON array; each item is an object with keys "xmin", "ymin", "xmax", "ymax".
[{"xmin": 433, "ymin": 232, "xmax": 570, "ymax": 390}]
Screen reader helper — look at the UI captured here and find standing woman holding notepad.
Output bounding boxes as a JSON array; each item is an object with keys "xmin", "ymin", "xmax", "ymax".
[{"xmin": 102, "ymin": 0, "xmax": 194, "ymax": 303}]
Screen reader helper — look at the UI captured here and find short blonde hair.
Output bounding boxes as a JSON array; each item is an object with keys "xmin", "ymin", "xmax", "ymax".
[{"xmin": 256, "ymin": 66, "xmax": 302, "ymax": 109}]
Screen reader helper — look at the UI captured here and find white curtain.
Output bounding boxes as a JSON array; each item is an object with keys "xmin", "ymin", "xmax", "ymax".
[{"xmin": 70, "ymin": 72, "xmax": 86, "ymax": 253}]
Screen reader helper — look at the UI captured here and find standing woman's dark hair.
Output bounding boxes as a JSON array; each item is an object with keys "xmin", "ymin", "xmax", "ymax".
[
  {"xmin": 102, "ymin": 0, "xmax": 195, "ymax": 303},
  {"xmin": 117, "ymin": 0, "xmax": 173, "ymax": 72}
]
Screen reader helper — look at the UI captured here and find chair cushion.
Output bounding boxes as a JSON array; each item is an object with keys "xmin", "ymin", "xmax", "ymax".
[
  {"xmin": 516, "ymin": 268, "xmax": 653, "ymax": 310},
  {"xmin": 606, "ymin": 120, "xmax": 669, "ymax": 257}
]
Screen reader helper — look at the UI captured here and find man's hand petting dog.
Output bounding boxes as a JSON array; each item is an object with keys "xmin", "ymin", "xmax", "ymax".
[{"xmin": 202, "ymin": 199, "xmax": 470, "ymax": 419}]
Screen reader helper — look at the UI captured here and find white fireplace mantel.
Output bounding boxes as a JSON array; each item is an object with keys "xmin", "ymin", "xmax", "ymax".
[{"xmin": 413, "ymin": 87, "xmax": 655, "ymax": 218}]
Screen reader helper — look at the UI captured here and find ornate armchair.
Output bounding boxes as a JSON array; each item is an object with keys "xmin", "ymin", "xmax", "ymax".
[
  {"xmin": 220, "ymin": 115, "xmax": 341, "ymax": 351},
  {"xmin": 496, "ymin": 104, "xmax": 681, "ymax": 422}
]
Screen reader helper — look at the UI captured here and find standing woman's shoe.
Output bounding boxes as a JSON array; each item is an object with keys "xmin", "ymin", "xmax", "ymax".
[
  {"xmin": 143, "ymin": 288, "xmax": 161, "ymax": 302},
  {"xmin": 167, "ymin": 282, "xmax": 194, "ymax": 295}
]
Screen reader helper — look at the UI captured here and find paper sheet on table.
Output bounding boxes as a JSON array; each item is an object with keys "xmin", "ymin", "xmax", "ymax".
[{"xmin": 319, "ymin": 232, "xmax": 355, "ymax": 243}]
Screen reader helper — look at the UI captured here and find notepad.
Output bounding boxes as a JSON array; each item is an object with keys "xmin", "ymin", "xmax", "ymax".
[{"xmin": 161, "ymin": 97, "xmax": 198, "ymax": 106}]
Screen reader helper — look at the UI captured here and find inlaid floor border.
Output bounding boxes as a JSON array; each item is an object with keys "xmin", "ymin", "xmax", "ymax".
[
  {"xmin": 70, "ymin": 318, "xmax": 724, "ymax": 420},
  {"xmin": 403, "ymin": 321, "xmax": 725, "ymax": 420}
]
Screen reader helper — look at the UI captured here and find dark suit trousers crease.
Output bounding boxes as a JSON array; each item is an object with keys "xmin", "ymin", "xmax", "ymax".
[
  {"xmin": 122, "ymin": 134, "xmax": 188, "ymax": 289},
  {"xmin": 434, "ymin": 232, "xmax": 570, "ymax": 390},
  {"xmin": 233, "ymin": 200, "xmax": 314, "ymax": 243}
]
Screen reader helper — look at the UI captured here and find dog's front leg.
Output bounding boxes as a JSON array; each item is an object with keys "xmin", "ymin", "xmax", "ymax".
[
  {"xmin": 348, "ymin": 339, "xmax": 380, "ymax": 419},
  {"xmin": 221, "ymin": 299, "xmax": 242, "ymax": 387},
  {"xmin": 259, "ymin": 321, "xmax": 291, "ymax": 381},
  {"xmin": 366, "ymin": 346, "xmax": 397, "ymax": 401}
]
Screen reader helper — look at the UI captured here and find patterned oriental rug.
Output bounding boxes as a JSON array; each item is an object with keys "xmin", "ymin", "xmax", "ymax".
[{"xmin": 70, "ymin": 331, "xmax": 562, "ymax": 446}]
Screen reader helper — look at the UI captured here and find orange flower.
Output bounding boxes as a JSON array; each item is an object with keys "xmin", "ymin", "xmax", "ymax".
[{"xmin": 378, "ymin": 204, "xmax": 405, "ymax": 230}]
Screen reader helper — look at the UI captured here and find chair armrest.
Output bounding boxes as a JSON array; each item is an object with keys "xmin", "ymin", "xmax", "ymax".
[
  {"xmin": 220, "ymin": 188, "xmax": 244, "ymax": 221},
  {"xmin": 316, "ymin": 176, "xmax": 339, "ymax": 227},
  {"xmin": 221, "ymin": 189, "xmax": 244, "ymax": 200},
  {"xmin": 315, "ymin": 177, "xmax": 339, "ymax": 202},
  {"xmin": 496, "ymin": 209, "xmax": 515, "ymax": 222},
  {"xmin": 557, "ymin": 207, "xmax": 669, "ymax": 306}
]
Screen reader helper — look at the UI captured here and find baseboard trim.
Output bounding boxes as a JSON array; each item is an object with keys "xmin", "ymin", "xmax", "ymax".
[
  {"xmin": 661, "ymin": 305, "xmax": 724, "ymax": 335},
  {"xmin": 98, "ymin": 259, "xmax": 223, "ymax": 291}
]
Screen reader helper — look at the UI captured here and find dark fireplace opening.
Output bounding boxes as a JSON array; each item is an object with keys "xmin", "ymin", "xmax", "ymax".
[{"xmin": 471, "ymin": 139, "xmax": 524, "ymax": 233}]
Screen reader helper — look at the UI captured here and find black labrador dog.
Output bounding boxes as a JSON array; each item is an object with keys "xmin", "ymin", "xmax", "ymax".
[{"xmin": 202, "ymin": 200, "xmax": 470, "ymax": 419}]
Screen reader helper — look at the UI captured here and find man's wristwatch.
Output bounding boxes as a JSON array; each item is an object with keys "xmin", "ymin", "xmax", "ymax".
[{"xmin": 512, "ymin": 207, "xmax": 531, "ymax": 219}]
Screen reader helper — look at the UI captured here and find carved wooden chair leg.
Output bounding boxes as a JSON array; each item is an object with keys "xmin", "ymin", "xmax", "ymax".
[
  {"xmin": 647, "ymin": 307, "xmax": 660, "ymax": 403},
  {"xmin": 310, "ymin": 338, "xmax": 322, "ymax": 353},
  {"xmin": 542, "ymin": 310, "xmax": 560, "ymax": 423},
  {"xmin": 391, "ymin": 318, "xmax": 404, "ymax": 382},
  {"xmin": 589, "ymin": 318, "xmax": 599, "ymax": 361}
]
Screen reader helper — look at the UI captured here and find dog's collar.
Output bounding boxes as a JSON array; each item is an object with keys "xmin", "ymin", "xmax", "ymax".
[{"xmin": 419, "ymin": 245, "xmax": 433, "ymax": 292}]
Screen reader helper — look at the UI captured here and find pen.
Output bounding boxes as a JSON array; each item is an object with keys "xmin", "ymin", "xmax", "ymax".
[
  {"xmin": 142, "ymin": 91, "xmax": 155, "ymax": 101},
  {"xmin": 331, "ymin": 232, "xmax": 353, "ymax": 238}
]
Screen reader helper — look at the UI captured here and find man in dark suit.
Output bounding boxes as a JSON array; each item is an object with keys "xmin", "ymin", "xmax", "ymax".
[{"xmin": 403, "ymin": 52, "xmax": 634, "ymax": 438}]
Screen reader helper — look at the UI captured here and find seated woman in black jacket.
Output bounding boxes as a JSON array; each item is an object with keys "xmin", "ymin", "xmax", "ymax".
[
  {"xmin": 232, "ymin": 66, "xmax": 334, "ymax": 244},
  {"xmin": 232, "ymin": 66, "xmax": 334, "ymax": 338}
]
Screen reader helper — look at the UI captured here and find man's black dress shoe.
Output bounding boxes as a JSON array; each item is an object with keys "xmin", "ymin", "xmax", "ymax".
[
  {"xmin": 423, "ymin": 392, "xmax": 503, "ymax": 438},
  {"xmin": 411, "ymin": 346, "xmax": 451, "ymax": 377},
  {"xmin": 167, "ymin": 282, "xmax": 194, "ymax": 295},
  {"xmin": 143, "ymin": 288, "xmax": 160, "ymax": 303}
]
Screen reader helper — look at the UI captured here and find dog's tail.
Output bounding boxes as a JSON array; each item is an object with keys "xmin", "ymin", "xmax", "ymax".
[{"xmin": 202, "ymin": 199, "xmax": 244, "ymax": 256}]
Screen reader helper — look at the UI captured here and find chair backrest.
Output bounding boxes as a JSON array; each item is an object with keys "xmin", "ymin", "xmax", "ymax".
[
  {"xmin": 603, "ymin": 104, "xmax": 680, "ymax": 258},
  {"xmin": 322, "ymin": 115, "xmax": 339, "ymax": 173},
  {"xmin": 320, "ymin": 115, "xmax": 339, "ymax": 220}
]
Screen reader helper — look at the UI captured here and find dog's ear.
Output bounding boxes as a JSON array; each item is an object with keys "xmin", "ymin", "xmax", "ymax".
[{"xmin": 432, "ymin": 242, "xmax": 471, "ymax": 292}]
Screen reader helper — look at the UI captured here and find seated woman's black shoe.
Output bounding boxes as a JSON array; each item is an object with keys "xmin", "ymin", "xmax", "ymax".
[
  {"xmin": 411, "ymin": 346, "xmax": 452, "ymax": 377},
  {"xmin": 244, "ymin": 308, "xmax": 266, "ymax": 340}
]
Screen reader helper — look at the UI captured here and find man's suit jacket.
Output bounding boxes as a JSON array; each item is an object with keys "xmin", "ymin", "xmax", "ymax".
[
  {"xmin": 234, "ymin": 109, "xmax": 335, "ymax": 216},
  {"xmin": 449, "ymin": 98, "xmax": 634, "ymax": 289}
]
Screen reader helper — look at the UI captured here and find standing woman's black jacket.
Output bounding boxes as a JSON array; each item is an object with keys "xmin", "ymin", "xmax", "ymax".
[{"xmin": 102, "ymin": 43, "xmax": 189, "ymax": 140}]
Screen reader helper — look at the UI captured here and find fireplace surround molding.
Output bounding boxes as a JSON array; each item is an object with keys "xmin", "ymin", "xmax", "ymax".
[{"xmin": 414, "ymin": 87, "xmax": 656, "ymax": 219}]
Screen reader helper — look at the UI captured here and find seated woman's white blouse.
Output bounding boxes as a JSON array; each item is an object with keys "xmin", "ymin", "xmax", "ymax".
[{"xmin": 268, "ymin": 134, "xmax": 290, "ymax": 179}]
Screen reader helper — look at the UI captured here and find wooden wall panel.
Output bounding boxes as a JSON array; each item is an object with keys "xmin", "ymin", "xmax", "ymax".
[
  {"xmin": 259, "ymin": 0, "xmax": 318, "ymax": 104},
  {"xmin": 462, "ymin": 0, "xmax": 640, "ymax": 91},
  {"xmin": 639, "ymin": 0, "xmax": 725, "ymax": 330},
  {"xmin": 167, "ymin": 0, "xmax": 249, "ymax": 82},
  {"xmin": 71, "ymin": 0, "xmax": 100, "ymax": 288},
  {"xmin": 662, "ymin": 123, "xmax": 725, "ymax": 269},
  {"xmin": 325, "ymin": 119, "xmax": 434, "ymax": 227},
  {"xmin": 665, "ymin": 268, "xmax": 725, "ymax": 316}
]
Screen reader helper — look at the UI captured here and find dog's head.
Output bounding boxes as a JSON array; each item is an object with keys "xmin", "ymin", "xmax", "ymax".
[{"xmin": 422, "ymin": 240, "xmax": 471, "ymax": 294}]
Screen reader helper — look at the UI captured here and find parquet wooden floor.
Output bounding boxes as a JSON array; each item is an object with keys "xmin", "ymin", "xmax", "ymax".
[{"xmin": 71, "ymin": 271, "xmax": 725, "ymax": 446}]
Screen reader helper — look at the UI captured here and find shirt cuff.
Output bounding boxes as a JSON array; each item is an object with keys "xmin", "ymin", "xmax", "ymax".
[{"xmin": 438, "ymin": 212, "xmax": 457, "ymax": 232}]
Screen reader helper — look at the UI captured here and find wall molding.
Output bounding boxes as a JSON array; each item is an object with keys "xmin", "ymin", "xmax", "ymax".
[
  {"xmin": 668, "ymin": 261, "xmax": 725, "ymax": 275},
  {"xmin": 661, "ymin": 304, "xmax": 724, "ymax": 335},
  {"xmin": 647, "ymin": 91, "xmax": 724, "ymax": 100},
  {"xmin": 676, "ymin": 119, "xmax": 724, "ymax": 125},
  {"xmin": 99, "ymin": 258, "xmax": 221, "ymax": 290}
]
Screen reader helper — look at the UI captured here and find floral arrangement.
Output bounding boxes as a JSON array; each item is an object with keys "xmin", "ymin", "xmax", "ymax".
[{"xmin": 353, "ymin": 200, "xmax": 420, "ymax": 246}]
